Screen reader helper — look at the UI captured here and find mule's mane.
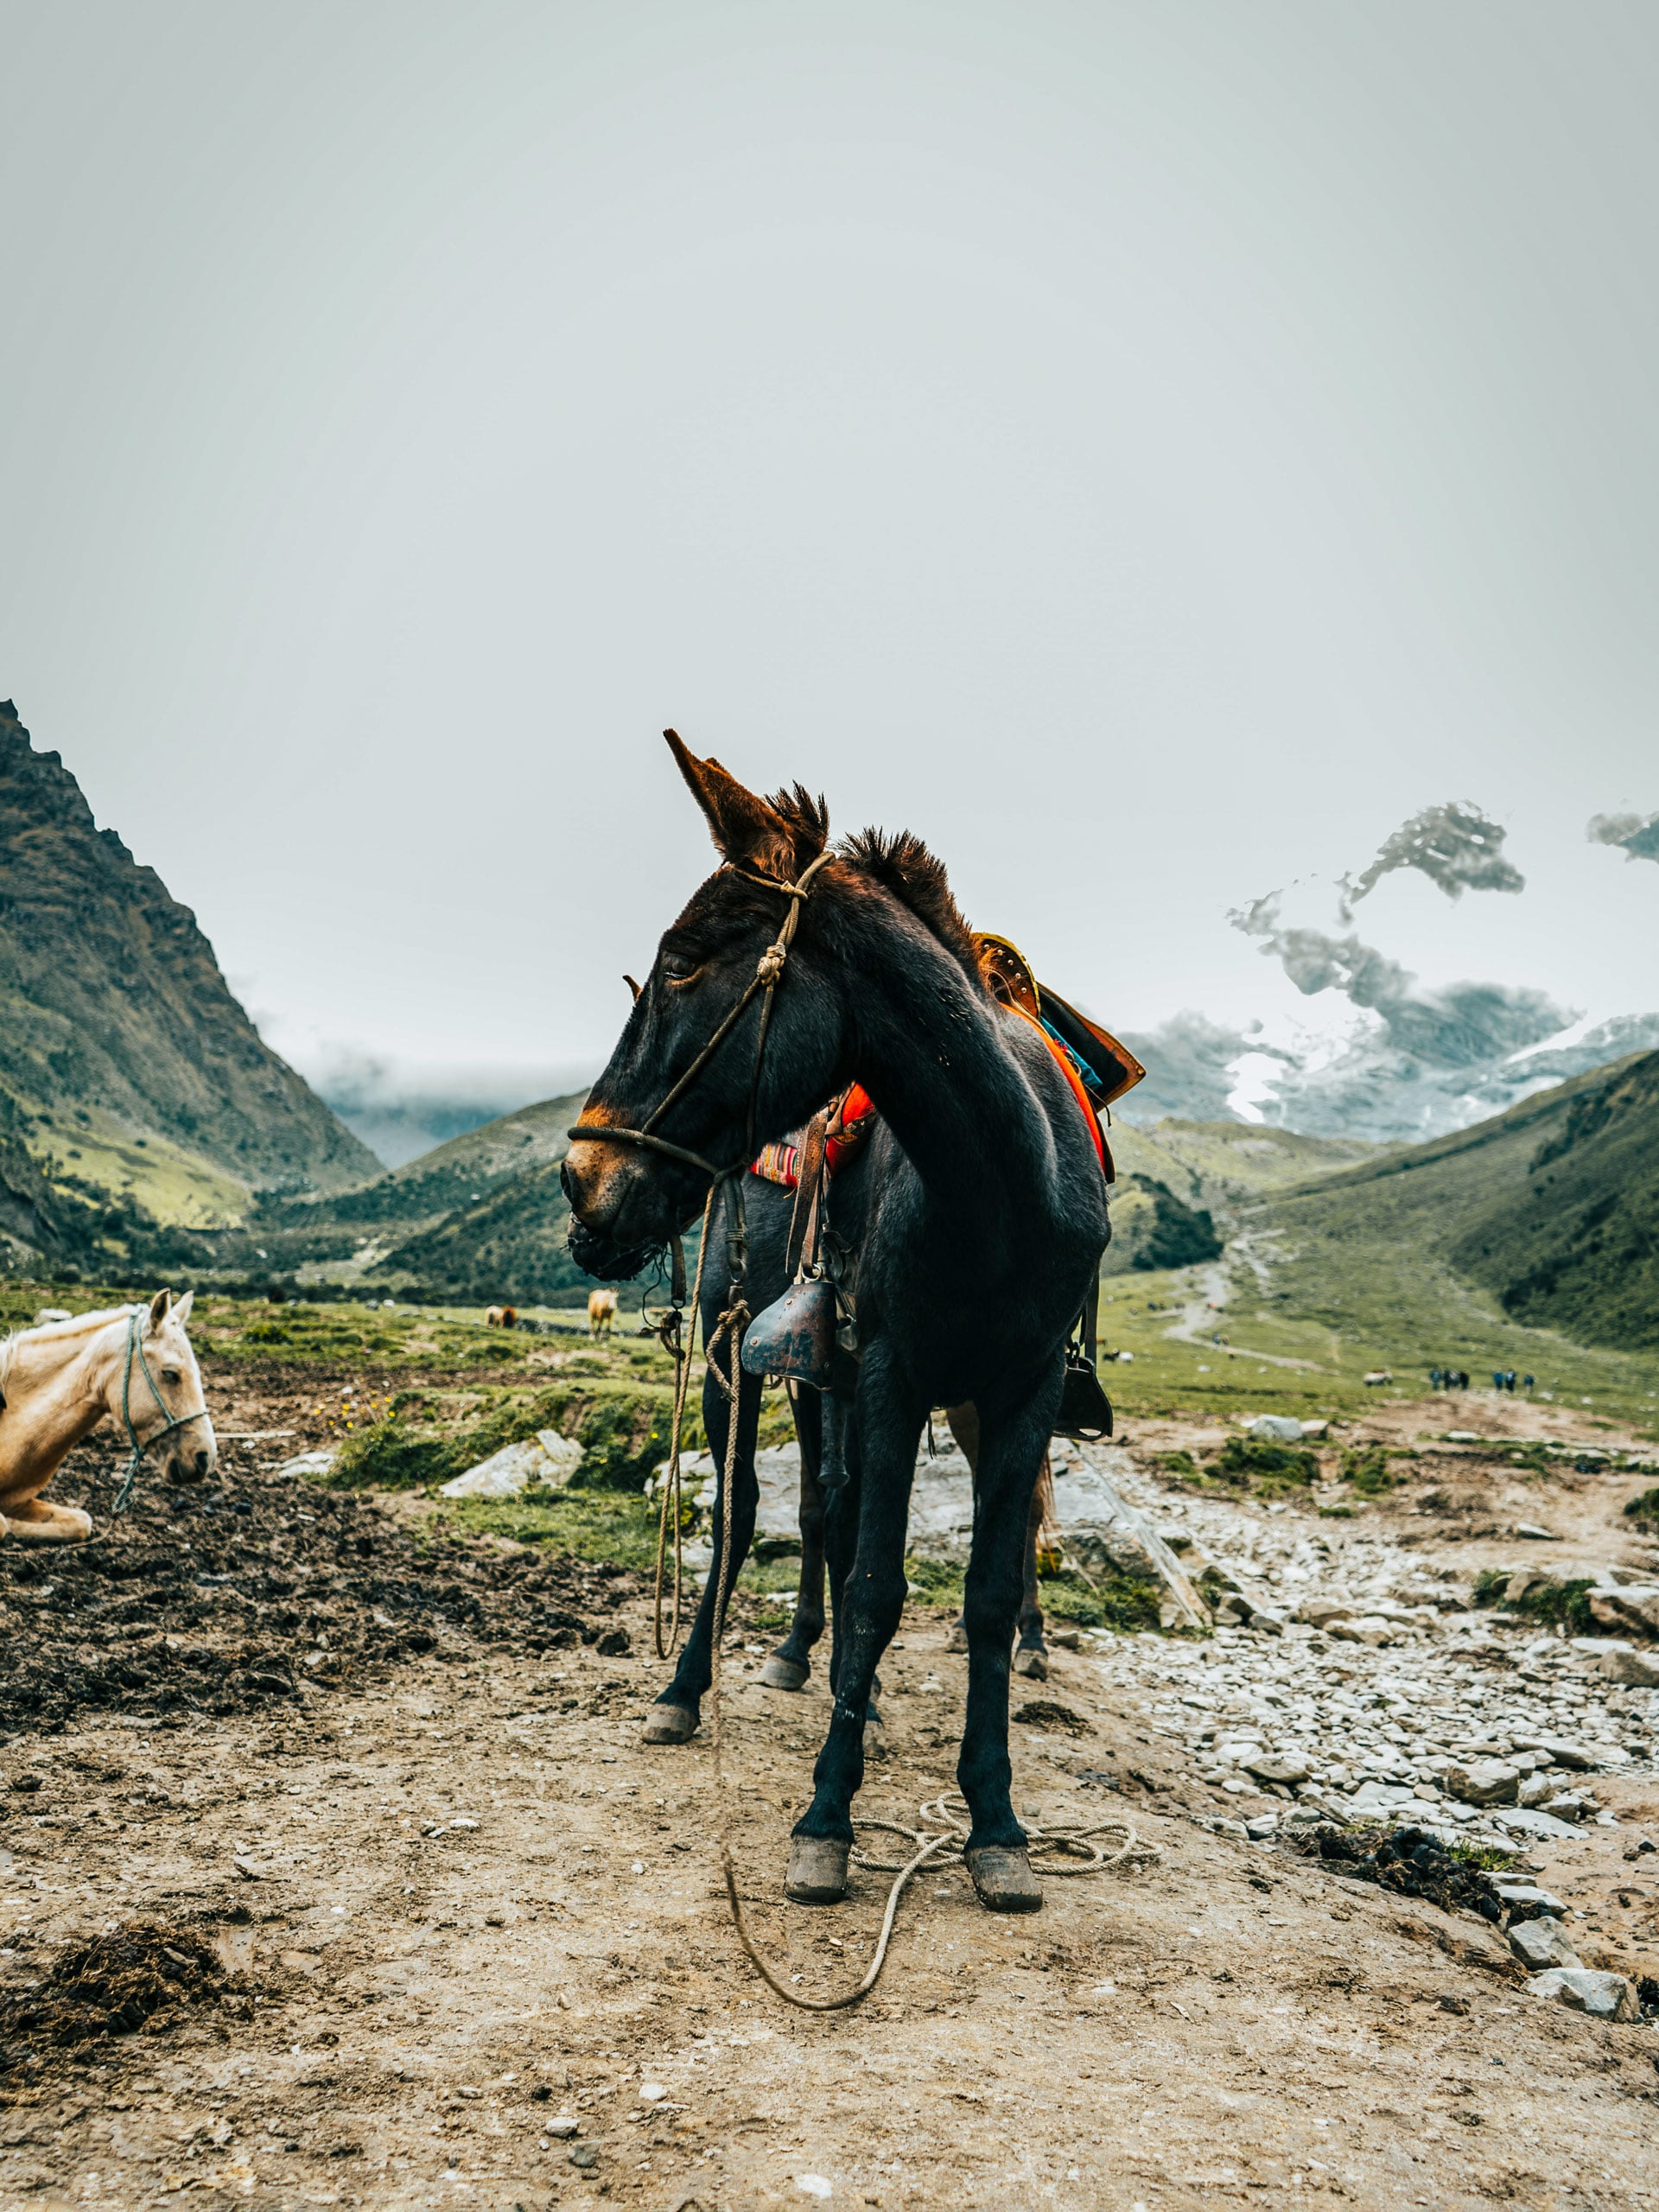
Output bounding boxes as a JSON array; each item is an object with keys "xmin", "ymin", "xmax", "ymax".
[{"xmin": 836, "ymin": 827, "xmax": 985, "ymax": 987}]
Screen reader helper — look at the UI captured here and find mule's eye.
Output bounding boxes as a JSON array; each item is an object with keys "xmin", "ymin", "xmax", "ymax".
[
  {"xmin": 162, "ymin": 1368, "xmax": 181, "ymax": 1385},
  {"xmin": 661, "ymin": 953, "xmax": 700, "ymax": 983}
]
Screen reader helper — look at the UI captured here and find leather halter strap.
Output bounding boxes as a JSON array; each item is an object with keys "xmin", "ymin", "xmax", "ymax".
[{"xmin": 566, "ymin": 847, "xmax": 835, "ymax": 1184}]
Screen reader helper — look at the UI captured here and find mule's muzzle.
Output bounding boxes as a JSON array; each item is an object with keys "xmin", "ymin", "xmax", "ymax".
[
  {"xmin": 565, "ymin": 1215, "xmax": 662, "ymax": 1286},
  {"xmin": 563, "ymin": 1135, "xmax": 699, "ymax": 1276}
]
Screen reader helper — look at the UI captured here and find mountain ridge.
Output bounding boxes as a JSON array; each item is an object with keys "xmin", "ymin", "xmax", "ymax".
[{"xmin": 0, "ymin": 701, "xmax": 378, "ymax": 1248}]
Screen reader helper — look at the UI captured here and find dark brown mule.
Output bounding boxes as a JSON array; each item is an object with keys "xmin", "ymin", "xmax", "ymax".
[{"xmin": 563, "ymin": 737, "xmax": 1110, "ymax": 1912}]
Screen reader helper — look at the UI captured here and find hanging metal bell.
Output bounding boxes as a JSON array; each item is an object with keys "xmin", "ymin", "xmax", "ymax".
[{"xmin": 741, "ymin": 1277, "xmax": 837, "ymax": 1389}]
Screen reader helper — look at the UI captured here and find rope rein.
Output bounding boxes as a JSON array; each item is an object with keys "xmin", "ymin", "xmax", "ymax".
[{"xmin": 721, "ymin": 1791, "xmax": 1160, "ymax": 2012}]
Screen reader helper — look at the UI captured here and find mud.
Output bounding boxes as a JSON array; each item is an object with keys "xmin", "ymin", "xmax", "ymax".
[{"xmin": 0, "ymin": 1449, "xmax": 644, "ymax": 1734}]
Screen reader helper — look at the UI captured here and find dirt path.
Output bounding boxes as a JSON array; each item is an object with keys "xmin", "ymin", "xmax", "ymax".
[
  {"xmin": 6, "ymin": 1592, "xmax": 1659, "ymax": 2209},
  {"xmin": 1161, "ymin": 1261, "xmax": 1322, "ymax": 1373},
  {"xmin": 4, "ymin": 1365, "xmax": 1659, "ymax": 2210}
]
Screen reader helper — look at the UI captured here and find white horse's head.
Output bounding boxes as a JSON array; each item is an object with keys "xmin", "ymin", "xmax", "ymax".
[{"xmin": 105, "ymin": 1288, "xmax": 218, "ymax": 1484}]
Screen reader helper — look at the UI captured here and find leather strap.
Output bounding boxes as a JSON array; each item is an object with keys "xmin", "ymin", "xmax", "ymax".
[{"xmin": 785, "ymin": 1107, "xmax": 832, "ymax": 1281}]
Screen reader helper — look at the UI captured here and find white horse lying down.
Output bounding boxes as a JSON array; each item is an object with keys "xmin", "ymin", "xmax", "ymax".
[{"xmin": 0, "ymin": 1290, "xmax": 216, "ymax": 1542}]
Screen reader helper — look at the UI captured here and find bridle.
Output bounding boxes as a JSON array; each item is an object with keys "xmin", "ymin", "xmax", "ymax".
[
  {"xmin": 113, "ymin": 1306, "xmax": 211, "ymax": 1513},
  {"xmin": 567, "ymin": 843, "xmax": 835, "ymax": 1663},
  {"xmin": 566, "ymin": 844, "xmax": 835, "ymax": 1294}
]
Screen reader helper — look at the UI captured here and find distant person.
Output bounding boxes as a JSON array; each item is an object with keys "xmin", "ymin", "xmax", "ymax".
[
  {"xmin": 1430, "ymin": 1366, "xmax": 1443, "ymax": 1392},
  {"xmin": 1522, "ymin": 1373, "xmax": 1535, "ymax": 1392},
  {"xmin": 1505, "ymin": 1369, "xmax": 1517, "ymax": 1395},
  {"xmin": 1459, "ymin": 1370, "xmax": 1470, "ymax": 1391}
]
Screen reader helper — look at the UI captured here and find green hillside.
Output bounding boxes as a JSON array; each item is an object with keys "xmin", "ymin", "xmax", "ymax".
[{"xmin": 1220, "ymin": 1051, "xmax": 1659, "ymax": 1408}]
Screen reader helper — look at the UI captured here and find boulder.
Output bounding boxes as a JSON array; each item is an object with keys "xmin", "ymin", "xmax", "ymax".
[
  {"xmin": 1491, "ymin": 1805, "xmax": 1584, "ymax": 1841},
  {"xmin": 1598, "ymin": 1647, "xmax": 1659, "ymax": 1686},
  {"xmin": 1541, "ymin": 1791, "xmax": 1595, "ymax": 1823},
  {"xmin": 1296, "ymin": 1598, "xmax": 1357, "ymax": 1629},
  {"xmin": 1527, "ymin": 1968, "xmax": 1639, "ymax": 2022},
  {"xmin": 1587, "ymin": 1586, "xmax": 1659, "ymax": 1638},
  {"xmin": 1509, "ymin": 1916, "xmax": 1580, "ymax": 1971},
  {"xmin": 1243, "ymin": 1753, "xmax": 1312, "ymax": 1788},
  {"xmin": 1442, "ymin": 1759, "xmax": 1520, "ymax": 1808},
  {"xmin": 1247, "ymin": 1415, "xmax": 1308, "ymax": 1443},
  {"xmin": 439, "ymin": 1430, "xmax": 585, "ymax": 1499},
  {"xmin": 1494, "ymin": 1883, "xmax": 1564, "ymax": 1917},
  {"xmin": 1509, "ymin": 1733, "xmax": 1595, "ymax": 1771},
  {"xmin": 1329, "ymin": 1617, "xmax": 1399, "ymax": 1648}
]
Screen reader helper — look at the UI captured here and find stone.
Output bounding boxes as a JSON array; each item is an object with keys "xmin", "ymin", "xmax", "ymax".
[
  {"xmin": 1442, "ymin": 1759, "xmax": 1519, "ymax": 1807},
  {"xmin": 545, "ymin": 2117, "xmax": 579, "ymax": 2139},
  {"xmin": 1527, "ymin": 1968, "xmax": 1639, "ymax": 2022},
  {"xmin": 1244, "ymin": 1813, "xmax": 1280, "ymax": 1840},
  {"xmin": 1509, "ymin": 1916, "xmax": 1580, "ymax": 1971},
  {"xmin": 1244, "ymin": 1753, "xmax": 1313, "ymax": 1787},
  {"xmin": 1296, "ymin": 1598, "xmax": 1357, "ymax": 1628},
  {"xmin": 440, "ymin": 1432, "xmax": 584, "ymax": 1498},
  {"xmin": 1541, "ymin": 1791, "xmax": 1594, "ymax": 1823},
  {"xmin": 1515, "ymin": 1522, "xmax": 1559, "ymax": 1541},
  {"xmin": 1329, "ymin": 1618, "xmax": 1397, "ymax": 1648},
  {"xmin": 1599, "ymin": 1640, "xmax": 1659, "ymax": 1683},
  {"xmin": 1587, "ymin": 1586, "xmax": 1659, "ymax": 1638},
  {"xmin": 1510, "ymin": 1734, "xmax": 1596, "ymax": 1771},
  {"xmin": 1494, "ymin": 1883, "xmax": 1565, "ymax": 1916},
  {"xmin": 1248, "ymin": 1415, "xmax": 1308, "ymax": 1443},
  {"xmin": 1345, "ymin": 1780, "xmax": 1419, "ymax": 1815},
  {"xmin": 276, "ymin": 1449, "xmax": 337, "ymax": 1480},
  {"xmin": 1491, "ymin": 1805, "xmax": 1584, "ymax": 1840},
  {"xmin": 1517, "ymin": 1774, "xmax": 1552, "ymax": 1807},
  {"xmin": 1203, "ymin": 1816, "xmax": 1250, "ymax": 1840}
]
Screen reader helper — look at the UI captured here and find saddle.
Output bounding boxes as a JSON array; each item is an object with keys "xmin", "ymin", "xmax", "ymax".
[{"xmin": 744, "ymin": 935, "xmax": 1142, "ymax": 1441}]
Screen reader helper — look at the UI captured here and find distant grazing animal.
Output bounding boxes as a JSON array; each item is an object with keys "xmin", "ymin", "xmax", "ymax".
[
  {"xmin": 1362, "ymin": 1370, "xmax": 1393, "ymax": 1387},
  {"xmin": 485, "ymin": 1306, "xmax": 518, "ymax": 1329},
  {"xmin": 0, "ymin": 1291, "xmax": 215, "ymax": 1542},
  {"xmin": 588, "ymin": 1288, "xmax": 618, "ymax": 1337},
  {"xmin": 563, "ymin": 733, "xmax": 1112, "ymax": 1915}
]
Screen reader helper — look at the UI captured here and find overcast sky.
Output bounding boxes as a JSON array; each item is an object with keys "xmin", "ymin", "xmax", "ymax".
[{"xmin": 3, "ymin": 1, "xmax": 1656, "ymax": 1105}]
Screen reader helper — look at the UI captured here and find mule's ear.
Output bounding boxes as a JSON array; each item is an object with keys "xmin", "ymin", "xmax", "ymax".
[
  {"xmin": 664, "ymin": 729, "xmax": 795, "ymax": 874},
  {"xmin": 172, "ymin": 1289, "xmax": 194, "ymax": 1325},
  {"xmin": 146, "ymin": 1287, "xmax": 171, "ymax": 1333}
]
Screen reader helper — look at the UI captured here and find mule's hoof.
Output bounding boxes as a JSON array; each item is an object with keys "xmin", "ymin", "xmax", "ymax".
[
  {"xmin": 862, "ymin": 1714, "xmax": 888, "ymax": 1761},
  {"xmin": 760, "ymin": 1653, "xmax": 810, "ymax": 1691},
  {"xmin": 641, "ymin": 1703, "xmax": 698, "ymax": 1745},
  {"xmin": 1, "ymin": 1503, "xmax": 92, "ymax": 1544},
  {"xmin": 785, "ymin": 1835, "xmax": 849, "ymax": 1904},
  {"xmin": 1014, "ymin": 1644, "xmax": 1049, "ymax": 1681},
  {"xmin": 945, "ymin": 1618, "xmax": 969, "ymax": 1654},
  {"xmin": 965, "ymin": 1844, "xmax": 1042, "ymax": 1914}
]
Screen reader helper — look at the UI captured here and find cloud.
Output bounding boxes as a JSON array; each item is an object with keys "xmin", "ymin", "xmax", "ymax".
[
  {"xmin": 1339, "ymin": 802, "xmax": 1524, "ymax": 917},
  {"xmin": 1586, "ymin": 809, "xmax": 1659, "ymax": 864},
  {"xmin": 1228, "ymin": 894, "xmax": 1571, "ymax": 1070}
]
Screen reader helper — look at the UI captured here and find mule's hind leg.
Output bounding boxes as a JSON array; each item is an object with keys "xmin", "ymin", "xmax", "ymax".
[
  {"xmin": 1013, "ymin": 1453, "xmax": 1052, "ymax": 1681},
  {"xmin": 760, "ymin": 1383, "xmax": 825, "ymax": 1691},
  {"xmin": 643, "ymin": 1355, "xmax": 763, "ymax": 1745},
  {"xmin": 957, "ymin": 1381, "xmax": 1059, "ymax": 1912}
]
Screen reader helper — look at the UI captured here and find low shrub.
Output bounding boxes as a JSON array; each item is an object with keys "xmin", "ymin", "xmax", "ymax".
[
  {"xmin": 1473, "ymin": 1567, "xmax": 1597, "ymax": 1634},
  {"xmin": 1624, "ymin": 1485, "xmax": 1659, "ymax": 1532},
  {"xmin": 1342, "ymin": 1444, "xmax": 1397, "ymax": 1497},
  {"xmin": 1214, "ymin": 1435, "xmax": 1319, "ymax": 1486}
]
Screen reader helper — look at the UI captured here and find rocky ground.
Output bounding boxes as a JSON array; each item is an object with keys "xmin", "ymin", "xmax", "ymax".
[{"xmin": 2, "ymin": 1377, "xmax": 1659, "ymax": 2209}]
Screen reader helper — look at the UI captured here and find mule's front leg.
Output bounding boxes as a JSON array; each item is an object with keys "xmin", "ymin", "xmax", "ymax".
[
  {"xmin": 785, "ymin": 1357, "xmax": 920, "ymax": 1904},
  {"xmin": 643, "ymin": 1357, "xmax": 763, "ymax": 1745},
  {"xmin": 760, "ymin": 1383, "xmax": 826, "ymax": 1692},
  {"xmin": 957, "ymin": 1387, "xmax": 1058, "ymax": 1912}
]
